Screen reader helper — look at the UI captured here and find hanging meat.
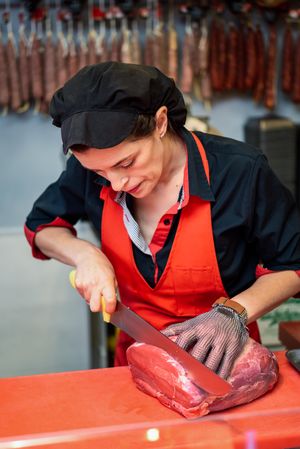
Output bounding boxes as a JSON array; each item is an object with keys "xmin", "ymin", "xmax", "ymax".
[
  {"xmin": 77, "ymin": 21, "xmax": 88, "ymax": 70},
  {"xmin": 224, "ymin": 23, "xmax": 238, "ymax": 91},
  {"xmin": 253, "ymin": 24, "xmax": 265, "ymax": 103},
  {"xmin": 5, "ymin": 16, "xmax": 22, "ymax": 111},
  {"xmin": 264, "ymin": 24, "xmax": 277, "ymax": 110},
  {"xmin": 86, "ymin": 0, "xmax": 98, "ymax": 64},
  {"xmin": 281, "ymin": 24, "xmax": 294, "ymax": 94},
  {"xmin": 0, "ymin": 27, "xmax": 10, "ymax": 113},
  {"xmin": 44, "ymin": 12, "xmax": 56, "ymax": 105},
  {"xmin": 67, "ymin": 20, "xmax": 78, "ymax": 79},
  {"xmin": 107, "ymin": 3, "xmax": 123, "ymax": 62},
  {"xmin": 131, "ymin": 19, "xmax": 141, "ymax": 65},
  {"xmin": 110, "ymin": 23, "xmax": 119, "ymax": 61},
  {"xmin": 198, "ymin": 18, "xmax": 212, "ymax": 109},
  {"xmin": 18, "ymin": 12, "xmax": 30, "ymax": 111},
  {"xmin": 209, "ymin": 17, "xmax": 226, "ymax": 92},
  {"xmin": 190, "ymin": 24, "xmax": 201, "ymax": 99},
  {"xmin": 87, "ymin": 29, "xmax": 98, "ymax": 64},
  {"xmin": 245, "ymin": 24, "xmax": 257, "ymax": 91},
  {"xmin": 98, "ymin": 17, "xmax": 108, "ymax": 63},
  {"xmin": 292, "ymin": 32, "xmax": 300, "ymax": 103},
  {"xmin": 180, "ymin": 15, "xmax": 193, "ymax": 95},
  {"xmin": 56, "ymin": 26, "xmax": 68, "ymax": 88},
  {"xmin": 167, "ymin": 3, "xmax": 178, "ymax": 82},
  {"xmin": 120, "ymin": 17, "xmax": 131, "ymax": 63},
  {"xmin": 236, "ymin": 24, "xmax": 246, "ymax": 92},
  {"xmin": 29, "ymin": 21, "xmax": 44, "ymax": 112},
  {"xmin": 144, "ymin": 10, "xmax": 154, "ymax": 66},
  {"xmin": 152, "ymin": 0, "xmax": 166, "ymax": 73}
]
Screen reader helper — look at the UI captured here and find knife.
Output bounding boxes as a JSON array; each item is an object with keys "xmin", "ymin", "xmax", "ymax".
[{"xmin": 69, "ymin": 270, "xmax": 232, "ymax": 395}]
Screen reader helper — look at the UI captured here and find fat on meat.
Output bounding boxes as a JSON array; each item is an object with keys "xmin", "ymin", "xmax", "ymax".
[{"xmin": 127, "ymin": 337, "xmax": 279, "ymax": 419}]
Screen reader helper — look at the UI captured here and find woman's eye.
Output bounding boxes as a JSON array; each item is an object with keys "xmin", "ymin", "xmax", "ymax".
[{"xmin": 121, "ymin": 160, "xmax": 133, "ymax": 169}]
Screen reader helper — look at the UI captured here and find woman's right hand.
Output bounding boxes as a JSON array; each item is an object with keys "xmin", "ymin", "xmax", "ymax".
[
  {"xmin": 35, "ymin": 227, "xmax": 117, "ymax": 313},
  {"xmin": 73, "ymin": 246, "xmax": 118, "ymax": 314}
]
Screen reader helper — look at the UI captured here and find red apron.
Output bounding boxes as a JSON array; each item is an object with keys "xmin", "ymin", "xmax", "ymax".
[{"xmin": 100, "ymin": 133, "xmax": 260, "ymax": 366}]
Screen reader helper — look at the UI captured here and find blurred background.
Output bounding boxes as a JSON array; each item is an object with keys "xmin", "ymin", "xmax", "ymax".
[{"xmin": 0, "ymin": 0, "xmax": 299, "ymax": 377}]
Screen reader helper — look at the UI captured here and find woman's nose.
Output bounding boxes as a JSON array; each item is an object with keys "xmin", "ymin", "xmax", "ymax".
[{"xmin": 109, "ymin": 174, "xmax": 129, "ymax": 191}]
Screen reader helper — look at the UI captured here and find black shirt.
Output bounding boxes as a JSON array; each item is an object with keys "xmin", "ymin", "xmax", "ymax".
[{"xmin": 25, "ymin": 128, "xmax": 300, "ymax": 297}]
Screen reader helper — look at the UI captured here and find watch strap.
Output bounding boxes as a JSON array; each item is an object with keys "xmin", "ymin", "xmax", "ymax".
[{"xmin": 212, "ymin": 297, "xmax": 248, "ymax": 323}]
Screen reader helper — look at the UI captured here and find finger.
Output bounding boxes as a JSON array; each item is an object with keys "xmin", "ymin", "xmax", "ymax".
[
  {"xmin": 101, "ymin": 285, "xmax": 117, "ymax": 314},
  {"xmin": 199, "ymin": 343, "xmax": 226, "ymax": 373},
  {"xmin": 188, "ymin": 337, "xmax": 212, "ymax": 363},
  {"xmin": 161, "ymin": 321, "xmax": 188, "ymax": 337},
  {"xmin": 175, "ymin": 329, "xmax": 203, "ymax": 352},
  {"xmin": 217, "ymin": 353, "xmax": 236, "ymax": 380},
  {"xmin": 89, "ymin": 288, "xmax": 103, "ymax": 312}
]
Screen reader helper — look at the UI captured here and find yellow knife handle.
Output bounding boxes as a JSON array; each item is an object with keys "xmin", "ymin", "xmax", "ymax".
[{"xmin": 69, "ymin": 270, "xmax": 111, "ymax": 323}]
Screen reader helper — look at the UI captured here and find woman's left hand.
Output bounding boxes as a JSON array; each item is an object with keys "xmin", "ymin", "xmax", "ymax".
[{"xmin": 162, "ymin": 308, "xmax": 249, "ymax": 379}]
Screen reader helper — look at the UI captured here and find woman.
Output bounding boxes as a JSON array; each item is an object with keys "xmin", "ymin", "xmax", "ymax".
[{"xmin": 25, "ymin": 62, "xmax": 300, "ymax": 378}]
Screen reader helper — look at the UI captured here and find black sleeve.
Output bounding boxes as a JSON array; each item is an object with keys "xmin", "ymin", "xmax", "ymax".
[
  {"xmin": 25, "ymin": 155, "xmax": 89, "ymax": 231},
  {"xmin": 247, "ymin": 154, "xmax": 300, "ymax": 271}
]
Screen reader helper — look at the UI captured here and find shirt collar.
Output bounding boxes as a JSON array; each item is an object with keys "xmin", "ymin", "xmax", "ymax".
[
  {"xmin": 179, "ymin": 127, "xmax": 215, "ymax": 202},
  {"xmin": 94, "ymin": 127, "xmax": 215, "ymax": 202}
]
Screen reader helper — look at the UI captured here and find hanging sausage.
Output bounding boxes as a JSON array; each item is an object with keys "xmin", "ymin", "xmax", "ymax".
[
  {"xmin": 56, "ymin": 6, "xmax": 68, "ymax": 88},
  {"xmin": 131, "ymin": 18, "xmax": 141, "ymax": 64},
  {"xmin": 281, "ymin": 23, "xmax": 294, "ymax": 95},
  {"xmin": 0, "ymin": 26, "xmax": 9, "ymax": 114},
  {"xmin": 67, "ymin": 18, "xmax": 78, "ymax": 79},
  {"xmin": 77, "ymin": 20, "xmax": 88, "ymax": 70},
  {"xmin": 97, "ymin": 1, "xmax": 108, "ymax": 63},
  {"xmin": 292, "ymin": 32, "xmax": 300, "ymax": 103},
  {"xmin": 152, "ymin": 1, "xmax": 165, "ymax": 72},
  {"xmin": 236, "ymin": 22, "xmax": 246, "ymax": 92},
  {"xmin": 44, "ymin": 6, "xmax": 56, "ymax": 106},
  {"xmin": 198, "ymin": 17, "xmax": 212, "ymax": 108},
  {"xmin": 18, "ymin": 10, "xmax": 30, "ymax": 111},
  {"xmin": 245, "ymin": 23, "xmax": 257, "ymax": 91},
  {"xmin": 224, "ymin": 22, "xmax": 238, "ymax": 91},
  {"xmin": 87, "ymin": 0, "xmax": 98, "ymax": 64},
  {"xmin": 264, "ymin": 24, "xmax": 277, "ymax": 109},
  {"xmin": 253, "ymin": 24, "xmax": 265, "ymax": 103},
  {"xmin": 120, "ymin": 16, "xmax": 131, "ymax": 63},
  {"xmin": 144, "ymin": 1, "xmax": 154, "ymax": 66},
  {"xmin": 167, "ymin": 0, "xmax": 178, "ymax": 82},
  {"xmin": 5, "ymin": 11, "xmax": 22, "ymax": 111},
  {"xmin": 209, "ymin": 14, "xmax": 226, "ymax": 92},
  {"xmin": 29, "ymin": 8, "xmax": 45, "ymax": 113},
  {"xmin": 180, "ymin": 13, "xmax": 193, "ymax": 95}
]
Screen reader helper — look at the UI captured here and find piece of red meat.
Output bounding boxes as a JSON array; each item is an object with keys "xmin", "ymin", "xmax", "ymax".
[{"xmin": 127, "ymin": 338, "xmax": 279, "ymax": 419}]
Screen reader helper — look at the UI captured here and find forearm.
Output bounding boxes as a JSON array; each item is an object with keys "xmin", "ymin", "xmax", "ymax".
[
  {"xmin": 35, "ymin": 227, "xmax": 103, "ymax": 267},
  {"xmin": 231, "ymin": 271, "xmax": 300, "ymax": 324}
]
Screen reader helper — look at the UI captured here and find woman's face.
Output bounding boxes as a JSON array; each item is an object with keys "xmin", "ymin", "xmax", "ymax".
[{"xmin": 72, "ymin": 132, "xmax": 166, "ymax": 198}]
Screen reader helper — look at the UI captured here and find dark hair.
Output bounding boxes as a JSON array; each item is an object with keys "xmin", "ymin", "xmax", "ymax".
[
  {"xmin": 129, "ymin": 114, "xmax": 177, "ymax": 140},
  {"xmin": 71, "ymin": 114, "xmax": 176, "ymax": 152}
]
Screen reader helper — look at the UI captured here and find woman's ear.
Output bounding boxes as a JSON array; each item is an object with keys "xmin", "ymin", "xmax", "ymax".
[{"xmin": 155, "ymin": 106, "xmax": 168, "ymax": 138}]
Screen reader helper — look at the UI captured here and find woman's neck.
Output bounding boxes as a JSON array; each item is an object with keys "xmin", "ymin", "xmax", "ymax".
[{"xmin": 158, "ymin": 133, "xmax": 186, "ymax": 186}]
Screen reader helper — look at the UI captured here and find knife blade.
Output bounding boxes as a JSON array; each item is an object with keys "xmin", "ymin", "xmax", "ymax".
[
  {"xmin": 69, "ymin": 270, "xmax": 232, "ymax": 395},
  {"xmin": 109, "ymin": 301, "xmax": 231, "ymax": 395}
]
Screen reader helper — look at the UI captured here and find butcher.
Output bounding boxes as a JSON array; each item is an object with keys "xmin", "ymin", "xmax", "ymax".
[{"xmin": 24, "ymin": 62, "xmax": 300, "ymax": 379}]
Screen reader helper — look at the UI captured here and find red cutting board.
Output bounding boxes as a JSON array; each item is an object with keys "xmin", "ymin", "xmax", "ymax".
[{"xmin": 0, "ymin": 351, "xmax": 299, "ymax": 449}]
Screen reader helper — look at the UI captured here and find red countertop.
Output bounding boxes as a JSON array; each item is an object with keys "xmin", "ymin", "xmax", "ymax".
[{"xmin": 0, "ymin": 351, "xmax": 299, "ymax": 449}]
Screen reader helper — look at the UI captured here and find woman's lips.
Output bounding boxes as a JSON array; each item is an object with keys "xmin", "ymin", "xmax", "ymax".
[{"xmin": 127, "ymin": 182, "xmax": 142, "ymax": 194}]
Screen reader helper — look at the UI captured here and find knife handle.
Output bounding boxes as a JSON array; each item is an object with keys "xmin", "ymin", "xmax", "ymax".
[{"xmin": 69, "ymin": 270, "xmax": 111, "ymax": 323}]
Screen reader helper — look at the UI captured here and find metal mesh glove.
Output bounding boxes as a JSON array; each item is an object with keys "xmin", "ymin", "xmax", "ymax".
[{"xmin": 162, "ymin": 307, "xmax": 249, "ymax": 379}]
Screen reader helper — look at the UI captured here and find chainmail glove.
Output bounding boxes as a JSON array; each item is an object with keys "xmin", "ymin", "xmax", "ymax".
[{"xmin": 162, "ymin": 306, "xmax": 249, "ymax": 379}]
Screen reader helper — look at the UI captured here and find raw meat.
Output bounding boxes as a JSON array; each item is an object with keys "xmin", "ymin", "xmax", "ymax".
[{"xmin": 127, "ymin": 338, "xmax": 279, "ymax": 419}]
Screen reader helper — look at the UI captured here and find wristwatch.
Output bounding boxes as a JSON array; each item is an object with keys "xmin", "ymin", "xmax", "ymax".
[{"xmin": 212, "ymin": 297, "xmax": 248, "ymax": 323}]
